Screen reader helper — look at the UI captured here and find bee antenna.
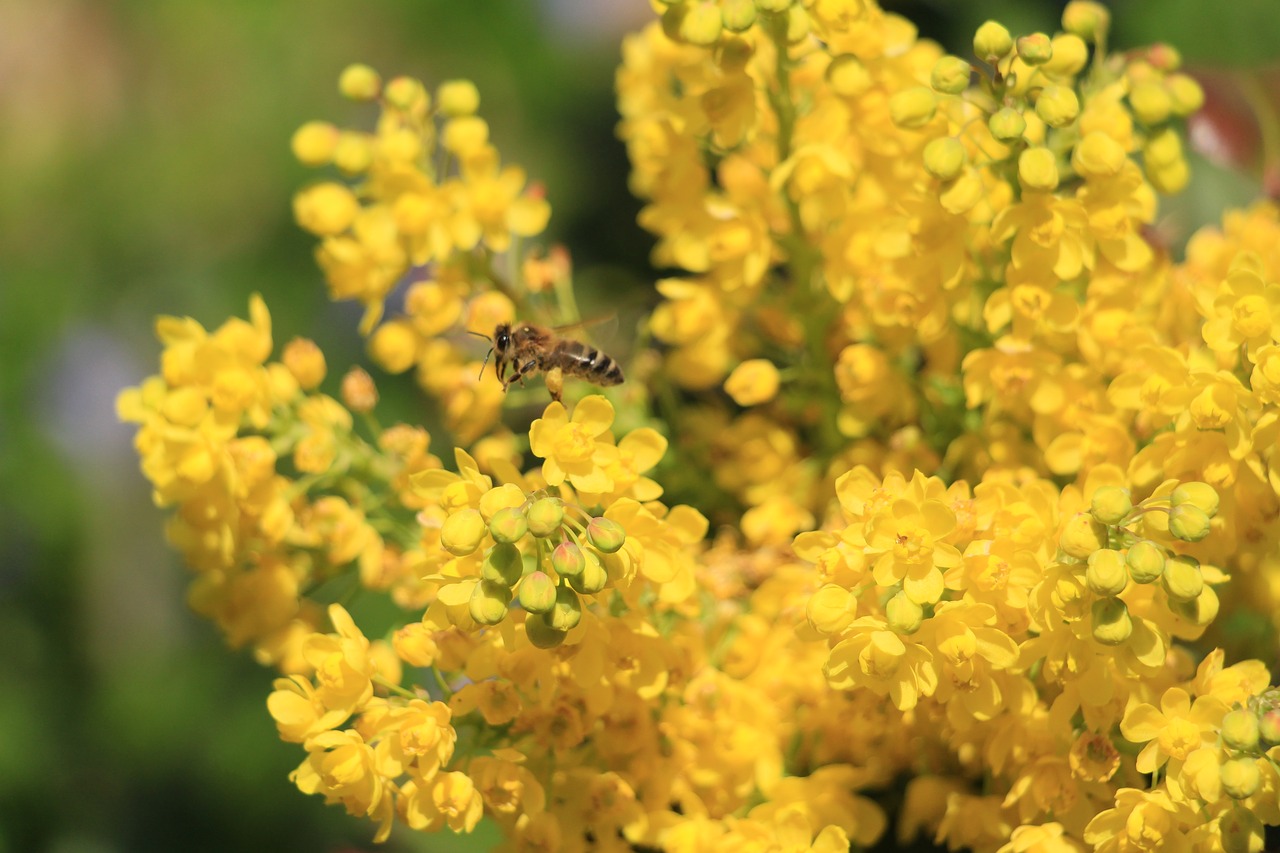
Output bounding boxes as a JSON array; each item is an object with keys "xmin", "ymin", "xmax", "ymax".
[
  {"xmin": 466, "ymin": 329, "xmax": 491, "ymax": 340},
  {"xmin": 477, "ymin": 347, "xmax": 493, "ymax": 382}
]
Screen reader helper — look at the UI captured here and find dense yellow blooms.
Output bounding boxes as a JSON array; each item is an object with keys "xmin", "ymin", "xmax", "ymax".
[{"xmin": 119, "ymin": 2, "xmax": 1280, "ymax": 850}]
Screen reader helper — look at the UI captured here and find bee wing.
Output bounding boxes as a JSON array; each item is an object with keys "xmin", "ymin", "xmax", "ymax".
[{"xmin": 551, "ymin": 313, "xmax": 618, "ymax": 343}]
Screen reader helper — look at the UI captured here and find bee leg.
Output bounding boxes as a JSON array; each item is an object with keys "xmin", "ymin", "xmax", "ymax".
[{"xmin": 545, "ymin": 367, "xmax": 564, "ymax": 403}]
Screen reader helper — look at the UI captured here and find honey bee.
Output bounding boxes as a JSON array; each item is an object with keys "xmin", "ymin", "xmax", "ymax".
[{"xmin": 472, "ymin": 321, "xmax": 624, "ymax": 401}]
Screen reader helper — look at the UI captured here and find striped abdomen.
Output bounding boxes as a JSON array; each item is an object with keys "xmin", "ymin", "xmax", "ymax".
[{"xmin": 546, "ymin": 339, "xmax": 624, "ymax": 386}]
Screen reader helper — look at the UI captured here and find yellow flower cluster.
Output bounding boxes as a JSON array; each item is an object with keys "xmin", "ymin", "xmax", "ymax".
[{"xmin": 120, "ymin": 1, "xmax": 1280, "ymax": 850}]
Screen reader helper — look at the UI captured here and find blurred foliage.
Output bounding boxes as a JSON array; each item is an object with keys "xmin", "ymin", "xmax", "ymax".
[{"xmin": 1, "ymin": 1, "xmax": 1277, "ymax": 851}]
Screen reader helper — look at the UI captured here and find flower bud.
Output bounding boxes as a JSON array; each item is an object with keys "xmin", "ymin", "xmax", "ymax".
[
  {"xmin": 1169, "ymin": 505, "xmax": 1212, "ymax": 542},
  {"xmin": 1259, "ymin": 709, "xmax": 1280, "ymax": 746},
  {"xmin": 923, "ymin": 137, "xmax": 967, "ymax": 180},
  {"xmin": 885, "ymin": 592, "xmax": 924, "ymax": 634},
  {"xmin": 1073, "ymin": 131, "xmax": 1127, "ymax": 179},
  {"xmin": 1017, "ymin": 34, "xmax": 1053, "ymax": 65},
  {"xmin": 469, "ymin": 579, "xmax": 511, "ymax": 626},
  {"xmin": 437, "ymin": 79, "xmax": 480, "ymax": 117},
  {"xmin": 1062, "ymin": 1, "xmax": 1109, "ymax": 43},
  {"xmin": 1166, "ymin": 74, "xmax": 1204, "ymax": 116},
  {"xmin": 807, "ymin": 584, "xmax": 856, "ymax": 635},
  {"xmin": 1059, "ymin": 512, "xmax": 1107, "ymax": 559},
  {"xmin": 930, "ymin": 56, "xmax": 972, "ymax": 94},
  {"xmin": 1035, "ymin": 85, "xmax": 1080, "ymax": 128},
  {"xmin": 568, "ymin": 550, "xmax": 608, "ymax": 595},
  {"xmin": 489, "ymin": 507, "xmax": 529, "ymax": 545},
  {"xmin": 544, "ymin": 586, "xmax": 582, "ymax": 632},
  {"xmin": 517, "ymin": 571, "xmax": 557, "ymax": 614},
  {"xmin": 368, "ymin": 320, "xmax": 418, "ymax": 374},
  {"xmin": 1221, "ymin": 758, "xmax": 1261, "ymax": 799},
  {"xmin": 525, "ymin": 497, "xmax": 565, "ymax": 538},
  {"xmin": 294, "ymin": 182, "xmax": 359, "ymax": 237},
  {"xmin": 1162, "ymin": 555, "xmax": 1203, "ymax": 602},
  {"xmin": 725, "ymin": 359, "xmax": 780, "ymax": 406},
  {"xmin": 283, "ymin": 337, "xmax": 327, "ymax": 390},
  {"xmin": 586, "ymin": 517, "xmax": 626, "ymax": 554},
  {"xmin": 721, "ymin": 0, "xmax": 757, "ymax": 32},
  {"xmin": 524, "ymin": 612, "xmax": 567, "ymax": 649},
  {"xmin": 1089, "ymin": 486, "xmax": 1133, "ymax": 525},
  {"xmin": 482, "ymin": 542, "xmax": 524, "ymax": 587},
  {"xmin": 1086, "ymin": 549, "xmax": 1129, "ymax": 596},
  {"xmin": 1125, "ymin": 540, "xmax": 1166, "ymax": 584},
  {"xmin": 973, "ymin": 21, "xmax": 1013, "ymax": 60},
  {"xmin": 1168, "ymin": 584, "xmax": 1219, "ymax": 626},
  {"xmin": 827, "ymin": 55, "xmax": 872, "ymax": 97},
  {"xmin": 1044, "ymin": 34, "xmax": 1088, "ymax": 76},
  {"xmin": 1129, "ymin": 82, "xmax": 1172, "ymax": 126},
  {"xmin": 384, "ymin": 76, "xmax": 427, "ymax": 112},
  {"xmin": 1019, "ymin": 147, "xmax": 1059, "ymax": 192},
  {"xmin": 1091, "ymin": 597, "xmax": 1132, "ymax": 645},
  {"xmin": 988, "ymin": 107, "xmax": 1027, "ymax": 141},
  {"xmin": 441, "ymin": 509, "xmax": 487, "ymax": 556},
  {"xmin": 341, "ymin": 367, "xmax": 378, "ymax": 413},
  {"xmin": 888, "ymin": 87, "xmax": 937, "ymax": 129},
  {"xmin": 1172, "ymin": 481, "xmax": 1219, "ymax": 517},
  {"xmin": 552, "ymin": 541, "xmax": 586, "ymax": 578},
  {"xmin": 292, "ymin": 121, "xmax": 339, "ymax": 167},
  {"xmin": 679, "ymin": 3, "xmax": 723, "ymax": 46},
  {"xmin": 784, "ymin": 6, "xmax": 809, "ymax": 43},
  {"xmin": 339, "ymin": 64, "xmax": 381, "ymax": 101},
  {"xmin": 1221, "ymin": 708, "xmax": 1260, "ymax": 752},
  {"xmin": 333, "ymin": 131, "xmax": 373, "ymax": 174}
]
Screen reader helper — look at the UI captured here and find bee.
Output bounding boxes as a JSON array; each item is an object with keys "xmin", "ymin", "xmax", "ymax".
[{"xmin": 472, "ymin": 321, "xmax": 624, "ymax": 402}]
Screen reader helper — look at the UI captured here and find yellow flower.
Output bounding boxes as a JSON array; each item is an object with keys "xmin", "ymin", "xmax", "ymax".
[
  {"xmin": 400, "ymin": 770, "xmax": 485, "ymax": 833},
  {"xmin": 529, "ymin": 397, "xmax": 620, "ymax": 494},
  {"xmin": 1120, "ymin": 686, "xmax": 1228, "ymax": 774},
  {"xmin": 1083, "ymin": 788, "xmax": 1199, "ymax": 852},
  {"xmin": 823, "ymin": 621, "xmax": 937, "ymax": 710},
  {"xmin": 1200, "ymin": 253, "xmax": 1280, "ymax": 362},
  {"xmin": 724, "ymin": 358, "xmax": 781, "ymax": 406}
]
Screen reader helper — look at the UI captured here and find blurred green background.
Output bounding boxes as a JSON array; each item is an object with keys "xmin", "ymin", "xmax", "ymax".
[{"xmin": 1, "ymin": 1, "xmax": 1276, "ymax": 851}]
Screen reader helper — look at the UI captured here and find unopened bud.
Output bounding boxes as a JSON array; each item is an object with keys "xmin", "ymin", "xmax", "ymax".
[
  {"xmin": 1129, "ymin": 82, "xmax": 1172, "ymax": 126},
  {"xmin": 384, "ymin": 76, "xmax": 427, "ymax": 112},
  {"xmin": 1162, "ymin": 555, "xmax": 1203, "ymax": 602},
  {"xmin": 1168, "ymin": 585, "xmax": 1219, "ymax": 626},
  {"xmin": 1172, "ymin": 481, "xmax": 1219, "ymax": 517},
  {"xmin": 827, "ymin": 54, "xmax": 872, "ymax": 97},
  {"xmin": 1259, "ymin": 709, "xmax": 1280, "ymax": 745},
  {"xmin": 1169, "ymin": 504, "xmax": 1212, "ymax": 542},
  {"xmin": 679, "ymin": 3, "xmax": 723, "ymax": 46},
  {"xmin": 525, "ymin": 497, "xmax": 565, "ymax": 538},
  {"xmin": 1091, "ymin": 597, "xmax": 1133, "ymax": 645},
  {"xmin": 469, "ymin": 579, "xmax": 511, "ymax": 626},
  {"xmin": 807, "ymin": 584, "xmax": 856, "ymax": 635},
  {"xmin": 721, "ymin": 0, "xmax": 757, "ymax": 32},
  {"xmin": 441, "ymin": 509, "xmax": 486, "ymax": 556},
  {"xmin": 1086, "ymin": 549, "xmax": 1129, "ymax": 596},
  {"xmin": 551, "ymin": 541, "xmax": 586, "ymax": 578},
  {"xmin": 1035, "ymin": 85, "xmax": 1080, "ymax": 128},
  {"xmin": 517, "ymin": 571, "xmax": 557, "ymax": 614},
  {"xmin": 1017, "ymin": 33, "xmax": 1053, "ymax": 65},
  {"xmin": 544, "ymin": 586, "xmax": 582, "ymax": 632},
  {"xmin": 988, "ymin": 107, "xmax": 1027, "ymax": 141},
  {"xmin": 437, "ymin": 80, "xmax": 480, "ymax": 117},
  {"xmin": 1221, "ymin": 758, "xmax": 1261, "ymax": 799},
  {"xmin": 1019, "ymin": 147, "xmax": 1060, "ymax": 192},
  {"xmin": 1073, "ymin": 131, "xmax": 1127, "ymax": 178},
  {"xmin": 292, "ymin": 121, "xmax": 339, "ymax": 167},
  {"xmin": 931, "ymin": 56, "xmax": 972, "ymax": 94},
  {"xmin": 1062, "ymin": 1, "xmax": 1110, "ymax": 43},
  {"xmin": 524, "ymin": 612, "xmax": 567, "ymax": 649},
  {"xmin": 283, "ymin": 338, "xmax": 327, "ymax": 390},
  {"xmin": 1090, "ymin": 486, "xmax": 1133, "ymax": 525},
  {"xmin": 341, "ymin": 367, "xmax": 378, "ymax": 413},
  {"xmin": 488, "ymin": 507, "xmax": 528, "ymax": 545},
  {"xmin": 481, "ymin": 542, "xmax": 524, "ymax": 587},
  {"xmin": 889, "ymin": 87, "xmax": 937, "ymax": 129},
  {"xmin": 1166, "ymin": 74, "xmax": 1204, "ymax": 116},
  {"xmin": 586, "ymin": 517, "xmax": 626, "ymax": 553},
  {"xmin": 1222, "ymin": 708, "xmax": 1260, "ymax": 752},
  {"xmin": 338, "ymin": 64, "xmax": 381, "ymax": 101},
  {"xmin": 885, "ymin": 592, "xmax": 924, "ymax": 634},
  {"xmin": 1126, "ymin": 540, "xmax": 1166, "ymax": 584},
  {"xmin": 923, "ymin": 137, "xmax": 967, "ymax": 180},
  {"xmin": 973, "ymin": 21, "xmax": 1013, "ymax": 60},
  {"xmin": 568, "ymin": 550, "xmax": 608, "ymax": 595},
  {"xmin": 1044, "ymin": 34, "xmax": 1088, "ymax": 76},
  {"xmin": 1060, "ymin": 512, "xmax": 1107, "ymax": 559}
]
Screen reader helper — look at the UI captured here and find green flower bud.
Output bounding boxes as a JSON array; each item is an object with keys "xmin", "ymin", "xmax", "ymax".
[
  {"xmin": 489, "ymin": 506, "xmax": 528, "ymax": 545},
  {"xmin": 441, "ymin": 508, "xmax": 487, "ymax": 556},
  {"xmin": 988, "ymin": 107, "xmax": 1027, "ymax": 141},
  {"xmin": 930, "ymin": 56, "xmax": 972, "ymax": 94},
  {"xmin": 755, "ymin": 0, "xmax": 791, "ymax": 11},
  {"xmin": 1091, "ymin": 597, "xmax": 1132, "ymax": 645},
  {"xmin": 679, "ymin": 3, "xmax": 723, "ymax": 46},
  {"xmin": 1222, "ymin": 708, "xmax": 1260, "ymax": 752},
  {"xmin": 544, "ymin": 585, "xmax": 582, "ymax": 632},
  {"xmin": 525, "ymin": 497, "xmax": 565, "ymax": 538},
  {"xmin": 1162, "ymin": 555, "xmax": 1203, "ymax": 602},
  {"xmin": 973, "ymin": 21, "xmax": 1013, "ymax": 60},
  {"xmin": 1016, "ymin": 33, "xmax": 1053, "ymax": 65},
  {"xmin": 1086, "ymin": 549, "xmax": 1129, "ymax": 596},
  {"xmin": 1258, "ymin": 709, "xmax": 1280, "ymax": 745},
  {"xmin": 721, "ymin": 0, "xmax": 757, "ymax": 32},
  {"xmin": 923, "ymin": 137, "xmax": 967, "ymax": 180},
  {"xmin": 338, "ymin": 64, "xmax": 381, "ymax": 101},
  {"xmin": 551, "ymin": 541, "xmax": 586, "ymax": 578},
  {"xmin": 1129, "ymin": 82, "xmax": 1172, "ymax": 126},
  {"xmin": 437, "ymin": 79, "xmax": 480, "ymax": 117},
  {"xmin": 1126, "ymin": 540, "xmax": 1166, "ymax": 584},
  {"xmin": 1090, "ymin": 486, "xmax": 1133, "ymax": 525},
  {"xmin": 1172, "ymin": 481, "xmax": 1219, "ymax": 518},
  {"xmin": 1059, "ymin": 512, "xmax": 1107, "ymax": 559},
  {"xmin": 1019, "ymin": 147, "xmax": 1060, "ymax": 192},
  {"xmin": 569, "ymin": 550, "xmax": 608, "ymax": 595},
  {"xmin": 1062, "ymin": 1, "xmax": 1110, "ymax": 43},
  {"xmin": 469, "ymin": 579, "xmax": 511, "ymax": 626},
  {"xmin": 482, "ymin": 542, "xmax": 524, "ymax": 587},
  {"xmin": 1221, "ymin": 758, "xmax": 1261, "ymax": 799},
  {"xmin": 517, "ymin": 570, "xmax": 557, "ymax": 614},
  {"xmin": 888, "ymin": 87, "xmax": 937, "ymax": 129},
  {"xmin": 1169, "ymin": 504, "xmax": 1212, "ymax": 542},
  {"xmin": 885, "ymin": 592, "xmax": 924, "ymax": 634},
  {"xmin": 1035, "ymin": 85, "xmax": 1080, "ymax": 128},
  {"xmin": 525, "ymin": 612, "xmax": 567, "ymax": 649},
  {"xmin": 586, "ymin": 517, "xmax": 626, "ymax": 553},
  {"xmin": 827, "ymin": 54, "xmax": 872, "ymax": 97}
]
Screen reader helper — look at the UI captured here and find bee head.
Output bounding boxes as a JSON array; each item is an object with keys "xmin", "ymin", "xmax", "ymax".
[{"xmin": 494, "ymin": 322, "xmax": 511, "ymax": 352}]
